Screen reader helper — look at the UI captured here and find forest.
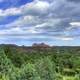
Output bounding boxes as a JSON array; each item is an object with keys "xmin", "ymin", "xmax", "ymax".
[{"xmin": 0, "ymin": 44, "xmax": 80, "ymax": 80}]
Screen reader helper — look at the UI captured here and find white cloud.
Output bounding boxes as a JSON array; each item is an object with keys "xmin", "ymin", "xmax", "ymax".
[
  {"xmin": 67, "ymin": 22, "xmax": 80, "ymax": 30},
  {"xmin": 53, "ymin": 36, "xmax": 74, "ymax": 41},
  {"xmin": 0, "ymin": 0, "xmax": 80, "ymax": 44},
  {"xmin": 0, "ymin": 26, "xmax": 40, "ymax": 35},
  {"xmin": 0, "ymin": 8, "xmax": 21, "ymax": 16},
  {"xmin": 5, "ymin": 15, "xmax": 38, "ymax": 27},
  {"xmin": 60, "ymin": 37, "xmax": 73, "ymax": 41},
  {"xmin": 0, "ymin": 0, "xmax": 50, "ymax": 16},
  {"xmin": 70, "ymin": 22, "xmax": 80, "ymax": 26},
  {"xmin": 28, "ymin": 0, "xmax": 49, "ymax": 11}
]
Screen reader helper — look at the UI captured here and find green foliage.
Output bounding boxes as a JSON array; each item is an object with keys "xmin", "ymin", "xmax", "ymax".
[
  {"xmin": 0, "ymin": 49, "xmax": 13, "ymax": 76},
  {"xmin": 0, "ymin": 46, "xmax": 80, "ymax": 80},
  {"xmin": 35, "ymin": 57, "xmax": 56, "ymax": 80}
]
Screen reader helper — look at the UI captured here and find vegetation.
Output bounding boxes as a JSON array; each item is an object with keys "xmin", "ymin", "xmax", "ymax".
[{"xmin": 0, "ymin": 44, "xmax": 80, "ymax": 80}]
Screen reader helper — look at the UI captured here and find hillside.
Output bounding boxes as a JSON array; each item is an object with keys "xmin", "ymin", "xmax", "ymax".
[{"xmin": 0, "ymin": 44, "xmax": 80, "ymax": 80}]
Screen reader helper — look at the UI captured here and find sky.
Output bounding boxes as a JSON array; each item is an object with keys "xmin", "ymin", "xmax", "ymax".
[{"xmin": 0, "ymin": 0, "xmax": 80, "ymax": 46}]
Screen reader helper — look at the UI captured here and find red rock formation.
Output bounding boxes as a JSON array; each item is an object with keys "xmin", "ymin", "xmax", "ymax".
[{"xmin": 32, "ymin": 43, "xmax": 50, "ymax": 48}]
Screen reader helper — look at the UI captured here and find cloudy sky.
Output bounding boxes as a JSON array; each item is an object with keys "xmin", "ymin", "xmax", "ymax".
[{"xmin": 0, "ymin": 0, "xmax": 80, "ymax": 46}]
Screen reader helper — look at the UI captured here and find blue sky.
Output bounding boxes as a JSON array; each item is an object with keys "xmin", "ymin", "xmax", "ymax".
[{"xmin": 0, "ymin": 0, "xmax": 80, "ymax": 46}]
